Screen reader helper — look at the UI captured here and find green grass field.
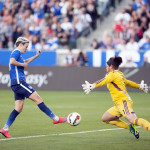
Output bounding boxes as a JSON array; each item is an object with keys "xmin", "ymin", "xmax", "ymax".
[{"xmin": 0, "ymin": 90, "xmax": 150, "ymax": 150}]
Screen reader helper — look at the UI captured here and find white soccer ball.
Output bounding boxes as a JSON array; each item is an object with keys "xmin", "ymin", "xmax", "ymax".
[{"xmin": 67, "ymin": 112, "xmax": 81, "ymax": 126}]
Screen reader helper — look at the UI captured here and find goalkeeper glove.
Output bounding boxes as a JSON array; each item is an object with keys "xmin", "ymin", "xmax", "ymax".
[
  {"xmin": 140, "ymin": 80, "xmax": 149, "ymax": 93},
  {"xmin": 82, "ymin": 81, "xmax": 95, "ymax": 94}
]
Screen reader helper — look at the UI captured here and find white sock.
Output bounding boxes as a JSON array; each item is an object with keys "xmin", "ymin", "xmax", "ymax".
[
  {"xmin": 53, "ymin": 116, "xmax": 59, "ymax": 121},
  {"xmin": 3, "ymin": 124, "xmax": 9, "ymax": 131}
]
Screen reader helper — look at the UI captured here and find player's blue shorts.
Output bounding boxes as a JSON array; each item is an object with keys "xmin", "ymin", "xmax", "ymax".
[{"xmin": 11, "ymin": 82, "xmax": 35, "ymax": 100}]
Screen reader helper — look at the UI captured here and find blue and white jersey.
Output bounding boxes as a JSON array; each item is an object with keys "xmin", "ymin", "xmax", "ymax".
[{"xmin": 9, "ymin": 49, "xmax": 26, "ymax": 86}]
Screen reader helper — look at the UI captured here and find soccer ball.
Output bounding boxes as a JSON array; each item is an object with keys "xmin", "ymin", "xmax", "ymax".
[{"xmin": 67, "ymin": 112, "xmax": 81, "ymax": 126}]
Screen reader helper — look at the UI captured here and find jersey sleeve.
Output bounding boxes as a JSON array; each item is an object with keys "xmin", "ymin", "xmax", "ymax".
[
  {"xmin": 94, "ymin": 72, "xmax": 115, "ymax": 88},
  {"xmin": 124, "ymin": 78, "xmax": 140, "ymax": 89},
  {"xmin": 10, "ymin": 50, "xmax": 20, "ymax": 61}
]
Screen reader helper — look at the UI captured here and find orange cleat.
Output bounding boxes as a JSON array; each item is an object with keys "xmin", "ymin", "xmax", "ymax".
[
  {"xmin": 53, "ymin": 116, "xmax": 67, "ymax": 124},
  {"xmin": 0, "ymin": 128, "xmax": 12, "ymax": 138}
]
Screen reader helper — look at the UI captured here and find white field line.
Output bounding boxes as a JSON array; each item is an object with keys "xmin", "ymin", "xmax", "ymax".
[{"xmin": 0, "ymin": 128, "xmax": 124, "ymax": 142}]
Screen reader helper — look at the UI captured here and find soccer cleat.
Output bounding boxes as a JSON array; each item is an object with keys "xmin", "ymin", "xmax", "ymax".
[
  {"xmin": 53, "ymin": 116, "xmax": 67, "ymax": 124},
  {"xmin": 129, "ymin": 124, "xmax": 139, "ymax": 139},
  {"xmin": 0, "ymin": 128, "xmax": 12, "ymax": 138}
]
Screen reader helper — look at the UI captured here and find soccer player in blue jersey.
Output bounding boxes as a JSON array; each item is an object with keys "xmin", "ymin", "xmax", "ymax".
[{"xmin": 0, "ymin": 37, "xmax": 67, "ymax": 138}]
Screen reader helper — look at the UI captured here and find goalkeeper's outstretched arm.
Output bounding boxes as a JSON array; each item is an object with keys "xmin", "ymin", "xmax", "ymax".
[
  {"xmin": 139, "ymin": 80, "xmax": 149, "ymax": 93},
  {"xmin": 82, "ymin": 73, "xmax": 114, "ymax": 94},
  {"xmin": 125, "ymin": 79, "xmax": 148, "ymax": 93},
  {"xmin": 82, "ymin": 81, "xmax": 95, "ymax": 94}
]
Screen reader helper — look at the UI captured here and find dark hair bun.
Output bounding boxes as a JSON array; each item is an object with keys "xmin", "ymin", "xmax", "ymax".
[
  {"xmin": 107, "ymin": 56, "xmax": 123, "ymax": 68},
  {"xmin": 114, "ymin": 56, "xmax": 122, "ymax": 66}
]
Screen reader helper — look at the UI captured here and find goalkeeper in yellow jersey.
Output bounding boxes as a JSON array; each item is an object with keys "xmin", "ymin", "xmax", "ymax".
[{"xmin": 82, "ymin": 56, "xmax": 149, "ymax": 139}]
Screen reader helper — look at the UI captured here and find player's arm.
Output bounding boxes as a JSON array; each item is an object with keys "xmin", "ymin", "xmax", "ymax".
[
  {"xmin": 10, "ymin": 58, "xmax": 27, "ymax": 67},
  {"xmin": 124, "ymin": 78, "xmax": 140, "ymax": 88},
  {"xmin": 125, "ymin": 78, "xmax": 148, "ymax": 93},
  {"xmin": 24, "ymin": 50, "xmax": 41, "ymax": 64},
  {"xmin": 10, "ymin": 50, "xmax": 28, "ymax": 67},
  {"xmin": 94, "ymin": 72, "xmax": 114, "ymax": 88},
  {"xmin": 82, "ymin": 72, "xmax": 115, "ymax": 94}
]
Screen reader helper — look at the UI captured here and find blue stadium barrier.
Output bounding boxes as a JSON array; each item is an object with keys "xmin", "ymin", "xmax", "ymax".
[
  {"xmin": 0, "ymin": 50, "xmax": 145, "ymax": 67},
  {"xmin": 0, "ymin": 50, "xmax": 57, "ymax": 66},
  {"xmin": 86, "ymin": 50, "xmax": 145, "ymax": 67},
  {"xmin": 0, "ymin": 50, "xmax": 11, "ymax": 65}
]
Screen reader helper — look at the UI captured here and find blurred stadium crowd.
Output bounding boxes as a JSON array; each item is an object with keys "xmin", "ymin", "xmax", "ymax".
[
  {"xmin": 0, "ymin": 0, "xmax": 150, "ymax": 67},
  {"xmin": 90, "ymin": 0, "xmax": 150, "ymax": 67},
  {"xmin": 0, "ymin": 0, "xmax": 103, "ymax": 50}
]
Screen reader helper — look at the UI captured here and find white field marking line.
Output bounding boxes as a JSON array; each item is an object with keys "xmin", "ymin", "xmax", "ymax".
[
  {"xmin": 0, "ymin": 128, "xmax": 124, "ymax": 142},
  {"xmin": 0, "ymin": 126, "xmax": 141, "ymax": 142}
]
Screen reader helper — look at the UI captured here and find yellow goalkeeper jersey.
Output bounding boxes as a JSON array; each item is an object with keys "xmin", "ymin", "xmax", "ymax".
[{"xmin": 94, "ymin": 70, "xmax": 140, "ymax": 104}]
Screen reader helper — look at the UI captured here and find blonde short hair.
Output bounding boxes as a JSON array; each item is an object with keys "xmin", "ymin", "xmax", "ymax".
[{"xmin": 15, "ymin": 37, "xmax": 29, "ymax": 47}]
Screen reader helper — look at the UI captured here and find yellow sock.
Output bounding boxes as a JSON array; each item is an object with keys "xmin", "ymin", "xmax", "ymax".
[
  {"xmin": 134, "ymin": 118, "xmax": 150, "ymax": 131},
  {"xmin": 106, "ymin": 119, "xmax": 129, "ymax": 130}
]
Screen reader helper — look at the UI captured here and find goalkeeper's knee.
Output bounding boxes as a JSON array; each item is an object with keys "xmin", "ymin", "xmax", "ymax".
[{"xmin": 101, "ymin": 118, "xmax": 109, "ymax": 123}]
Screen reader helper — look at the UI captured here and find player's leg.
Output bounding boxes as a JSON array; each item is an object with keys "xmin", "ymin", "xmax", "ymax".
[
  {"xmin": 29, "ymin": 91, "xmax": 57, "ymax": 119},
  {"xmin": 3, "ymin": 83, "xmax": 27, "ymax": 130},
  {"xmin": 29, "ymin": 91, "xmax": 67, "ymax": 124},
  {"xmin": 124, "ymin": 113, "xmax": 140, "ymax": 139},
  {"xmin": 19, "ymin": 82, "xmax": 59, "ymax": 121},
  {"xmin": 5, "ymin": 100, "xmax": 24, "ymax": 129},
  {"xmin": 0, "ymin": 100, "xmax": 24, "ymax": 138},
  {"xmin": 125, "ymin": 114, "xmax": 150, "ymax": 131},
  {"xmin": 134, "ymin": 118, "xmax": 150, "ymax": 131},
  {"xmin": 102, "ymin": 106, "xmax": 129, "ymax": 129},
  {"xmin": 118, "ymin": 100, "xmax": 139, "ymax": 139}
]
